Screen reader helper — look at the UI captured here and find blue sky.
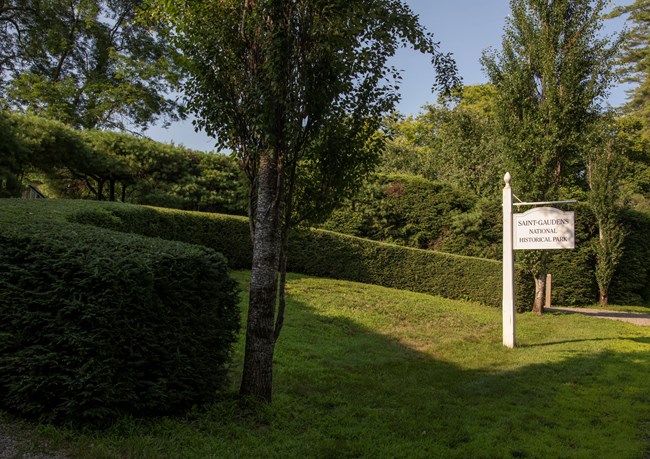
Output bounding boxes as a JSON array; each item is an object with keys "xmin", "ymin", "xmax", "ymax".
[{"xmin": 145, "ymin": 0, "xmax": 634, "ymax": 152}]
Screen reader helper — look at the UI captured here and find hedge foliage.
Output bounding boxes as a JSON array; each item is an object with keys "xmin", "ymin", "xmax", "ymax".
[
  {"xmin": 0, "ymin": 210, "xmax": 240, "ymax": 424},
  {"xmin": 321, "ymin": 174, "xmax": 650, "ymax": 306},
  {"xmin": 67, "ymin": 201, "xmax": 531, "ymax": 307},
  {"xmin": 1, "ymin": 111, "xmax": 247, "ymax": 213},
  {"xmin": 542, "ymin": 205, "xmax": 650, "ymax": 306},
  {"xmin": 608, "ymin": 210, "xmax": 650, "ymax": 304}
]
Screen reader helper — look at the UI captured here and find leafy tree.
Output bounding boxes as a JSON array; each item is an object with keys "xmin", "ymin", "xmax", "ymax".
[
  {"xmin": 609, "ymin": 0, "xmax": 650, "ymax": 136},
  {"xmin": 615, "ymin": 115, "xmax": 650, "ymax": 209},
  {"xmin": 585, "ymin": 118, "xmax": 627, "ymax": 305},
  {"xmin": 0, "ymin": 0, "xmax": 182, "ymax": 131},
  {"xmin": 381, "ymin": 85, "xmax": 501, "ymax": 197},
  {"xmin": 482, "ymin": 0, "xmax": 617, "ymax": 313},
  {"xmin": 380, "ymin": 113, "xmax": 439, "ymax": 180},
  {"xmin": 152, "ymin": 0, "xmax": 458, "ymax": 401}
]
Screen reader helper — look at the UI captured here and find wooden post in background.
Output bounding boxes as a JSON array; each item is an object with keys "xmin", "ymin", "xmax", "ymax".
[{"xmin": 545, "ymin": 273, "xmax": 552, "ymax": 310}]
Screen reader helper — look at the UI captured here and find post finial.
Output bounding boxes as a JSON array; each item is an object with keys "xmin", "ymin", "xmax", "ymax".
[{"xmin": 504, "ymin": 172, "xmax": 511, "ymax": 184}]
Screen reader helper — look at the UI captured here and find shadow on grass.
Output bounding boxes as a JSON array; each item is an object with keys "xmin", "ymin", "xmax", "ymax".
[
  {"xmin": 36, "ymin": 273, "xmax": 650, "ymax": 459},
  {"xmin": 222, "ymin": 292, "xmax": 650, "ymax": 459},
  {"xmin": 519, "ymin": 336, "xmax": 650, "ymax": 347}
]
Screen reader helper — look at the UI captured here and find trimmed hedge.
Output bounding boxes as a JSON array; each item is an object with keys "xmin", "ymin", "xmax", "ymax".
[
  {"xmin": 609, "ymin": 210, "xmax": 650, "ymax": 304},
  {"xmin": 70, "ymin": 205, "xmax": 253, "ymax": 270},
  {"xmin": 545, "ymin": 206, "xmax": 650, "ymax": 306},
  {"xmin": 290, "ymin": 229, "xmax": 534, "ymax": 309},
  {"xmin": 69, "ymin": 202, "xmax": 533, "ymax": 308},
  {"xmin": 0, "ymin": 219, "xmax": 240, "ymax": 424}
]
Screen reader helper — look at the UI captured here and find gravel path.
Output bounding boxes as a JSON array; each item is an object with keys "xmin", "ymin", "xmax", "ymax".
[
  {"xmin": 546, "ymin": 306, "xmax": 650, "ymax": 326},
  {"xmin": 0, "ymin": 422, "xmax": 68, "ymax": 459}
]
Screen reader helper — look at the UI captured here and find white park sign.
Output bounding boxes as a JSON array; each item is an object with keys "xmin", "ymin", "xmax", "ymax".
[
  {"xmin": 502, "ymin": 173, "xmax": 576, "ymax": 348},
  {"xmin": 513, "ymin": 207, "xmax": 575, "ymax": 250}
]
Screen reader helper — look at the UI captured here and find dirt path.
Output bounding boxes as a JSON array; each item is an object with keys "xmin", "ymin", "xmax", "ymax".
[
  {"xmin": 0, "ymin": 422, "xmax": 68, "ymax": 459},
  {"xmin": 546, "ymin": 306, "xmax": 650, "ymax": 326}
]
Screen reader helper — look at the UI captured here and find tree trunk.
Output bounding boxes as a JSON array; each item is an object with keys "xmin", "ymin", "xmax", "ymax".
[
  {"xmin": 109, "ymin": 178, "xmax": 116, "ymax": 201},
  {"xmin": 532, "ymin": 273, "xmax": 546, "ymax": 315},
  {"xmin": 599, "ymin": 288, "xmax": 608, "ymax": 306},
  {"xmin": 96, "ymin": 179, "xmax": 104, "ymax": 201},
  {"xmin": 240, "ymin": 152, "xmax": 281, "ymax": 402}
]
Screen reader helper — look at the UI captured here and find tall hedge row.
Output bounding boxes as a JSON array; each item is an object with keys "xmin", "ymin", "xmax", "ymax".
[
  {"xmin": 608, "ymin": 210, "xmax": 650, "ymax": 304},
  {"xmin": 545, "ymin": 205, "xmax": 650, "ymax": 306},
  {"xmin": 0, "ymin": 216, "xmax": 240, "ymax": 424},
  {"xmin": 322, "ymin": 174, "xmax": 650, "ymax": 306},
  {"xmin": 70, "ymin": 205, "xmax": 254, "ymax": 269},
  {"xmin": 69, "ymin": 202, "xmax": 533, "ymax": 307},
  {"xmin": 289, "ymin": 229, "xmax": 534, "ymax": 309}
]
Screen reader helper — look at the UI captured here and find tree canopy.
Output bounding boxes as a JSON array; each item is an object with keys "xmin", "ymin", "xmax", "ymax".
[
  {"xmin": 0, "ymin": 0, "xmax": 183, "ymax": 131},
  {"xmin": 610, "ymin": 0, "xmax": 650, "ymax": 136}
]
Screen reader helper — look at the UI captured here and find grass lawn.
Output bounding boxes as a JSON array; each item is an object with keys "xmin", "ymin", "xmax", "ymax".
[{"xmin": 10, "ymin": 270, "xmax": 649, "ymax": 459}]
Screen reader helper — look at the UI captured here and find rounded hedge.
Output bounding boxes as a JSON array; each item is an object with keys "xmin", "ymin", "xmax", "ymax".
[{"xmin": 0, "ymin": 221, "xmax": 240, "ymax": 425}]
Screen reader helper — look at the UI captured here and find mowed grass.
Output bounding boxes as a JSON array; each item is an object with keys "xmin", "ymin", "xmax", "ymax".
[{"xmin": 16, "ymin": 271, "xmax": 650, "ymax": 458}]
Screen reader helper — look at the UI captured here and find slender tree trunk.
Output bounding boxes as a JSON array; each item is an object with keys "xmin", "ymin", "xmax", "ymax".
[
  {"xmin": 240, "ymin": 152, "xmax": 281, "ymax": 402},
  {"xmin": 109, "ymin": 178, "xmax": 116, "ymax": 201},
  {"xmin": 96, "ymin": 179, "xmax": 104, "ymax": 201},
  {"xmin": 532, "ymin": 273, "xmax": 546, "ymax": 315},
  {"xmin": 274, "ymin": 229, "xmax": 289, "ymax": 343},
  {"xmin": 599, "ymin": 288, "xmax": 608, "ymax": 306}
]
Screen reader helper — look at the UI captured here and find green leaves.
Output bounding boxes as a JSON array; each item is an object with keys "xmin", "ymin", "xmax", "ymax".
[
  {"xmin": 484, "ymin": 0, "xmax": 617, "ymax": 201},
  {"xmin": 609, "ymin": 0, "xmax": 650, "ymax": 136},
  {"xmin": 1, "ymin": 0, "xmax": 183, "ymax": 131}
]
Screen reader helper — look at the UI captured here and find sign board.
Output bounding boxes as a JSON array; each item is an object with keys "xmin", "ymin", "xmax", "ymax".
[{"xmin": 513, "ymin": 207, "xmax": 574, "ymax": 250}]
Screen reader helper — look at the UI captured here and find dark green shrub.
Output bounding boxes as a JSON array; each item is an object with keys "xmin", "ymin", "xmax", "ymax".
[
  {"xmin": 0, "ymin": 220, "xmax": 240, "ymax": 425},
  {"xmin": 68, "ymin": 201, "xmax": 531, "ymax": 307},
  {"xmin": 609, "ymin": 210, "xmax": 650, "ymax": 304},
  {"xmin": 544, "ymin": 206, "xmax": 650, "ymax": 306},
  {"xmin": 320, "ymin": 174, "xmax": 476, "ymax": 251},
  {"xmin": 69, "ymin": 205, "xmax": 253, "ymax": 269},
  {"xmin": 546, "ymin": 203, "xmax": 599, "ymax": 306}
]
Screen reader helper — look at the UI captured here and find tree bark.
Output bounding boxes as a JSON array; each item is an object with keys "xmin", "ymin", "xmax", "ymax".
[
  {"xmin": 240, "ymin": 152, "xmax": 281, "ymax": 402},
  {"xmin": 532, "ymin": 273, "xmax": 546, "ymax": 315},
  {"xmin": 108, "ymin": 178, "xmax": 116, "ymax": 202},
  {"xmin": 96, "ymin": 178, "xmax": 104, "ymax": 201},
  {"xmin": 599, "ymin": 288, "xmax": 608, "ymax": 306}
]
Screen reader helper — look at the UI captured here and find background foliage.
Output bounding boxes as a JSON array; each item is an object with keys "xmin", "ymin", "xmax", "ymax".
[{"xmin": 1, "ymin": 111, "xmax": 247, "ymax": 213}]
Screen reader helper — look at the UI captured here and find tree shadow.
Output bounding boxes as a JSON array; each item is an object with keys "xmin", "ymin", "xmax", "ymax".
[
  {"xmin": 237, "ymin": 290, "xmax": 650, "ymax": 459},
  {"xmin": 169, "ymin": 272, "xmax": 650, "ymax": 459},
  {"xmin": 520, "ymin": 336, "xmax": 650, "ymax": 347}
]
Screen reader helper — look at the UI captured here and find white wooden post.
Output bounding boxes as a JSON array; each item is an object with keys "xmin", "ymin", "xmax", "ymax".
[{"xmin": 502, "ymin": 173, "xmax": 516, "ymax": 348}]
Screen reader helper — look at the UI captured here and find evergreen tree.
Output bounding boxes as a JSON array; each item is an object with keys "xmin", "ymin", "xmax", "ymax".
[{"xmin": 610, "ymin": 0, "xmax": 650, "ymax": 136}]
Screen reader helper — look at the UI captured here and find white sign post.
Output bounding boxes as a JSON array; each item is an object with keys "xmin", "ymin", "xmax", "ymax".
[
  {"xmin": 502, "ymin": 173, "xmax": 515, "ymax": 348},
  {"xmin": 502, "ymin": 173, "xmax": 575, "ymax": 348}
]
